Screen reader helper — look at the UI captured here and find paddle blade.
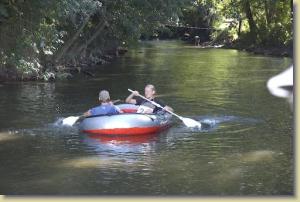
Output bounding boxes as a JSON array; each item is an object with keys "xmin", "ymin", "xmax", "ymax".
[
  {"xmin": 62, "ymin": 116, "xmax": 80, "ymax": 126},
  {"xmin": 181, "ymin": 117, "xmax": 202, "ymax": 128}
]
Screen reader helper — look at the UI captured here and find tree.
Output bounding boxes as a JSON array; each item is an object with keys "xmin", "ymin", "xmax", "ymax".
[{"xmin": 0, "ymin": 0, "xmax": 188, "ymax": 80}]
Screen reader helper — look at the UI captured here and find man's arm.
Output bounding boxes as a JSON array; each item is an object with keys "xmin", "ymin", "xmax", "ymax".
[
  {"xmin": 114, "ymin": 105, "xmax": 123, "ymax": 113},
  {"xmin": 125, "ymin": 90, "xmax": 139, "ymax": 104},
  {"xmin": 83, "ymin": 110, "xmax": 92, "ymax": 117},
  {"xmin": 154, "ymin": 99, "xmax": 174, "ymax": 112}
]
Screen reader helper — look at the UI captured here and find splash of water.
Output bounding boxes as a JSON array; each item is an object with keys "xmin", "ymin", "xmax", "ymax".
[{"xmin": 173, "ymin": 115, "xmax": 260, "ymax": 133}]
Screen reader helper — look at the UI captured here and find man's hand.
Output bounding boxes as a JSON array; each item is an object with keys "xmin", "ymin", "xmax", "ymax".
[
  {"xmin": 163, "ymin": 106, "xmax": 173, "ymax": 112},
  {"xmin": 131, "ymin": 90, "xmax": 140, "ymax": 96},
  {"xmin": 83, "ymin": 110, "xmax": 91, "ymax": 117}
]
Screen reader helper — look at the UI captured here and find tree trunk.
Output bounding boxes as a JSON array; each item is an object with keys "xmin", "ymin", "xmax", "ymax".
[
  {"xmin": 244, "ymin": 0, "xmax": 257, "ymax": 41},
  {"xmin": 73, "ymin": 20, "xmax": 108, "ymax": 57},
  {"xmin": 238, "ymin": 18, "xmax": 242, "ymax": 37},
  {"xmin": 264, "ymin": 0, "xmax": 270, "ymax": 25},
  {"xmin": 291, "ymin": 0, "xmax": 293, "ymax": 24},
  {"xmin": 54, "ymin": 14, "xmax": 91, "ymax": 63}
]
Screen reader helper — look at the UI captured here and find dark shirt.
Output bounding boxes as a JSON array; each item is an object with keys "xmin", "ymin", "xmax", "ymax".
[{"xmin": 135, "ymin": 97, "xmax": 166, "ymax": 113}]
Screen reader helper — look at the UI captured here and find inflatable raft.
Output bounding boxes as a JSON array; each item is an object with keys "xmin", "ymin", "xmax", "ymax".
[{"xmin": 80, "ymin": 104, "xmax": 172, "ymax": 135}]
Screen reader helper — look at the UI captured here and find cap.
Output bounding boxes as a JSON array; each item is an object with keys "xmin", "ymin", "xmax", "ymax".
[{"xmin": 99, "ymin": 90, "xmax": 110, "ymax": 102}]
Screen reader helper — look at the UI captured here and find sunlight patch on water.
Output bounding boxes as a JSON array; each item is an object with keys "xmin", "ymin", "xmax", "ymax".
[
  {"xmin": 61, "ymin": 156, "xmax": 121, "ymax": 169},
  {"xmin": 236, "ymin": 150, "xmax": 276, "ymax": 163},
  {"xmin": 0, "ymin": 131, "xmax": 21, "ymax": 142}
]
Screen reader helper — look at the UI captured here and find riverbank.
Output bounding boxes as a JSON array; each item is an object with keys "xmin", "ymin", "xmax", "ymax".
[
  {"xmin": 0, "ymin": 47, "xmax": 128, "ymax": 82},
  {"xmin": 193, "ymin": 40, "xmax": 293, "ymax": 58},
  {"xmin": 223, "ymin": 42, "xmax": 293, "ymax": 58},
  {"xmin": 0, "ymin": 38, "xmax": 293, "ymax": 83}
]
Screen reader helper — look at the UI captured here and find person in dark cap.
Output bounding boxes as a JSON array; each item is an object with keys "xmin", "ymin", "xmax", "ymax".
[{"xmin": 83, "ymin": 90, "xmax": 122, "ymax": 117}]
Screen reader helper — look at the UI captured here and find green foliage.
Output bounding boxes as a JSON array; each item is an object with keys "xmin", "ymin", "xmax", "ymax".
[
  {"xmin": 181, "ymin": 0, "xmax": 292, "ymax": 47},
  {"xmin": 0, "ymin": 0, "xmax": 292, "ymax": 81},
  {"xmin": 231, "ymin": 0, "xmax": 292, "ymax": 46},
  {"xmin": 0, "ymin": 0, "xmax": 187, "ymax": 80}
]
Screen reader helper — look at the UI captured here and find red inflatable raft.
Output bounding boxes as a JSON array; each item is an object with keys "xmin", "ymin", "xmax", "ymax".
[{"xmin": 80, "ymin": 104, "xmax": 172, "ymax": 135}]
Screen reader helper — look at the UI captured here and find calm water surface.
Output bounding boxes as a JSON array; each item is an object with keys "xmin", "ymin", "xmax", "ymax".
[{"xmin": 0, "ymin": 41, "xmax": 293, "ymax": 195}]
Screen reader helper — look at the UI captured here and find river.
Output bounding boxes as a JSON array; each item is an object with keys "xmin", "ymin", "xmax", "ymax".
[{"xmin": 0, "ymin": 40, "xmax": 293, "ymax": 195}]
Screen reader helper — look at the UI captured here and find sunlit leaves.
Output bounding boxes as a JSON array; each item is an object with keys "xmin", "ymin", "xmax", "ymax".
[{"xmin": 182, "ymin": 0, "xmax": 292, "ymax": 46}]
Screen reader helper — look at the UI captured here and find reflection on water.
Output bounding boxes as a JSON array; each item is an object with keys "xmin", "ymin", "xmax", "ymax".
[
  {"xmin": 84, "ymin": 133, "xmax": 158, "ymax": 156},
  {"xmin": 0, "ymin": 41, "xmax": 293, "ymax": 195}
]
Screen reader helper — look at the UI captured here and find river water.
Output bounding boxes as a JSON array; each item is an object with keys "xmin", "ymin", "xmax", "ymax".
[{"xmin": 0, "ymin": 40, "xmax": 293, "ymax": 195}]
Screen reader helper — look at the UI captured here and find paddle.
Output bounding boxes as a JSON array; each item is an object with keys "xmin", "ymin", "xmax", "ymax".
[
  {"xmin": 128, "ymin": 89, "xmax": 201, "ymax": 128},
  {"xmin": 61, "ymin": 115, "xmax": 84, "ymax": 126},
  {"xmin": 61, "ymin": 99, "xmax": 121, "ymax": 126}
]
